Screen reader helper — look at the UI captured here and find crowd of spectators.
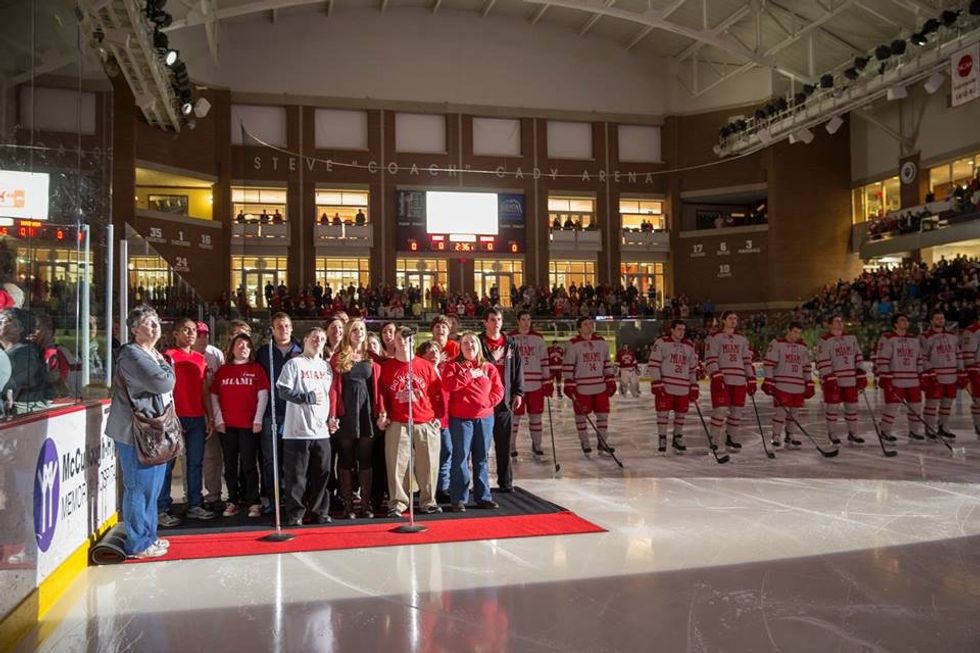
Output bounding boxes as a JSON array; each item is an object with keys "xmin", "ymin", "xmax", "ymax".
[{"xmin": 866, "ymin": 177, "xmax": 980, "ymax": 241}]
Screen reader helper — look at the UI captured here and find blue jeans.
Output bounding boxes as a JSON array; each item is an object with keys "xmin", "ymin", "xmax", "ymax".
[
  {"xmin": 438, "ymin": 427, "xmax": 452, "ymax": 494},
  {"xmin": 449, "ymin": 415, "xmax": 494, "ymax": 504},
  {"xmin": 116, "ymin": 441, "xmax": 166, "ymax": 555},
  {"xmin": 158, "ymin": 416, "xmax": 207, "ymax": 511}
]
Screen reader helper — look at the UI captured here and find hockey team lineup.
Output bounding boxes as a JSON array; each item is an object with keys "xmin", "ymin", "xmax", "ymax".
[{"xmin": 510, "ymin": 309, "xmax": 974, "ymax": 468}]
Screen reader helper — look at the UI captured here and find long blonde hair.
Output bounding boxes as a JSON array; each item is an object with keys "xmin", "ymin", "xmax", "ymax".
[
  {"xmin": 457, "ymin": 332, "xmax": 486, "ymax": 366},
  {"xmin": 334, "ymin": 318, "xmax": 369, "ymax": 374}
]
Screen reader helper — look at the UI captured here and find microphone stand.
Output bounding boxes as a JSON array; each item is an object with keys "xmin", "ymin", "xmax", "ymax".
[
  {"xmin": 393, "ymin": 332, "xmax": 426, "ymax": 534},
  {"xmin": 262, "ymin": 328, "xmax": 294, "ymax": 542}
]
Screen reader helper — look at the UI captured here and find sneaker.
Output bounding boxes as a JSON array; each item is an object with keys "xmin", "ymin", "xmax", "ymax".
[
  {"xmin": 725, "ymin": 434, "xmax": 742, "ymax": 450},
  {"xmin": 452, "ymin": 501, "xmax": 466, "ymax": 513},
  {"xmin": 262, "ymin": 503, "xmax": 276, "ymax": 515},
  {"xmin": 387, "ymin": 508, "xmax": 403, "ymax": 518},
  {"xmin": 129, "ymin": 543, "xmax": 167, "ymax": 559},
  {"xmin": 153, "ymin": 538, "xmax": 170, "ymax": 549},
  {"xmin": 157, "ymin": 511, "xmax": 182, "ymax": 528},
  {"xmin": 435, "ymin": 490, "xmax": 451, "ymax": 504},
  {"xmin": 314, "ymin": 514, "xmax": 332, "ymax": 524},
  {"xmin": 421, "ymin": 504, "xmax": 442, "ymax": 514},
  {"xmin": 222, "ymin": 504, "xmax": 240, "ymax": 517},
  {"xmin": 204, "ymin": 500, "xmax": 226, "ymax": 514},
  {"xmin": 847, "ymin": 434, "xmax": 865, "ymax": 445},
  {"xmin": 496, "ymin": 486, "xmax": 514, "ymax": 493},
  {"xmin": 475, "ymin": 499, "xmax": 499, "ymax": 509},
  {"xmin": 185, "ymin": 505, "xmax": 217, "ymax": 520},
  {"xmin": 671, "ymin": 436, "xmax": 687, "ymax": 453},
  {"xmin": 247, "ymin": 504, "xmax": 263, "ymax": 518},
  {"xmin": 658, "ymin": 435, "xmax": 667, "ymax": 454}
]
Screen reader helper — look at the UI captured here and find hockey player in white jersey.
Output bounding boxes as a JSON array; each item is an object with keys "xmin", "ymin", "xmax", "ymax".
[
  {"xmin": 875, "ymin": 313, "xmax": 924, "ymax": 442},
  {"xmin": 763, "ymin": 322, "xmax": 814, "ymax": 448},
  {"xmin": 816, "ymin": 315, "xmax": 867, "ymax": 445},
  {"xmin": 510, "ymin": 310, "xmax": 551, "ymax": 457},
  {"xmin": 648, "ymin": 320, "xmax": 699, "ymax": 454},
  {"xmin": 562, "ymin": 317, "xmax": 616, "ymax": 455},
  {"xmin": 704, "ymin": 311, "xmax": 756, "ymax": 454},
  {"xmin": 920, "ymin": 309, "xmax": 967, "ymax": 438}
]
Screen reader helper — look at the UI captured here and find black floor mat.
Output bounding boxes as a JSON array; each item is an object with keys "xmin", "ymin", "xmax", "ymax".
[{"xmin": 159, "ymin": 486, "xmax": 566, "ymax": 536}]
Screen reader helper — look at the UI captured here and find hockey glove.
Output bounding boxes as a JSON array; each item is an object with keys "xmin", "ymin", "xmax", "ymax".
[
  {"xmin": 689, "ymin": 384, "xmax": 699, "ymax": 401},
  {"xmin": 606, "ymin": 378, "xmax": 618, "ymax": 397},
  {"xmin": 823, "ymin": 374, "xmax": 838, "ymax": 395},
  {"xmin": 650, "ymin": 381, "xmax": 665, "ymax": 398},
  {"xmin": 746, "ymin": 378, "xmax": 757, "ymax": 395},
  {"xmin": 855, "ymin": 371, "xmax": 868, "ymax": 390},
  {"xmin": 920, "ymin": 371, "xmax": 936, "ymax": 391},
  {"xmin": 710, "ymin": 373, "xmax": 726, "ymax": 394},
  {"xmin": 957, "ymin": 371, "xmax": 969, "ymax": 389},
  {"xmin": 761, "ymin": 379, "xmax": 774, "ymax": 396},
  {"xmin": 563, "ymin": 383, "xmax": 576, "ymax": 401},
  {"xmin": 804, "ymin": 381, "xmax": 815, "ymax": 399},
  {"xmin": 542, "ymin": 381, "xmax": 555, "ymax": 396}
]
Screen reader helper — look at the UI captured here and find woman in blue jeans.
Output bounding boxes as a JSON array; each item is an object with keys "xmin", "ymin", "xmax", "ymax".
[
  {"xmin": 442, "ymin": 332, "xmax": 504, "ymax": 512},
  {"xmin": 104, "ymin": 305, "xmax": 176, "ymax": 559}
]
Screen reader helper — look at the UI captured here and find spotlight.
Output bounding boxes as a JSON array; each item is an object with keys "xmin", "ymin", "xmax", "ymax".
[
  {"xmin": 887, "ymin": 85, "xmax": 908, "ymax": 100},
  {"xmin": 875, "ymin": 44, "xmax": 892, "ymax": 61},
  {"xmin": 910, "ymin": 32, "xmax": 927, "ymax": 46},
  {"xmin": 793, "ymin": 92, "xmax": 807, "ymax": 105},
  {"xmin": 774, "ymin": 97, "xmax": 788, "ymax": 112},
  {"xmin": 735, "ymin": 119, "xmax": 747, "ymax": 131},
  {"xmin": 890, "ymin": 39, "xmax": 907, "ymax": 56},
  {"xmin": 844, "ymin": 67, "xmax": 859, "ymax": 80},
  {"xmin": 820, "ymin": 73, "xmax": 834, "ymax": 89},
  {"xmin": 923, "ymin": 71, "xmax": 945, "ymax": 94},
  {"xmin": 854, "ymin": 56, "xmax": 870, "ymax": 71},
  {"xmin": 164, "ymin": 49, "xmax": 178, "ymax": 66},
  {"xmin": 940, "ymin": 10, "xmax": 959, "ymax": 27},
  {"xmin": 193, "ymin": 97, "xmax": 211, "ymax": 118},
  {"xmin": 802, "ymin": 84, "xmax": 816, "ymax": 97},
  {"xmin": 825, "ymin": 115, "xmax": 844, "ymax": 135},
  {"xmin": 789, "ymin": 127, "xmax": 814, "ymax": 145},
  {"xmin": 181, "ymin": 101, "xmax": 193, "ymax": 116},
  {"xmin": 921, "ymin": 18, "xmax": 940, "ymax": 35},
  {"xmin": 153, "ymin": 29, "xmax": 168, "ymax": 49},
  {"xmin": 765, "ymin": 103, "xmax": 778, "ymax": 117}
]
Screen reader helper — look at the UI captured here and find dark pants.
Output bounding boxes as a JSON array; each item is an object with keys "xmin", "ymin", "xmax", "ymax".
[
  {"xmin": 371, "ymin": 429, "xmax": 388, "ymax": 509},
  {"xmin": 282, "ymin": 437, "xmax": 331, "ymax": 522},
  {"xmin": 261, "ymin": 415, "xmax": 285, "ymax": 504},
  {"xmin": 220, "ymin": 427, "xmax": 259, "ymax": 505},
  {"xmin": 492, "ymin": 408, "xmax": 513, "ymax": 490}
]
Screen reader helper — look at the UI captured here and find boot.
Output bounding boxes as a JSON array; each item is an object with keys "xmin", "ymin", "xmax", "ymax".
[
  {"xmin": 784, "ymin": 434, "xmax": 802, "ymax": 447},
  {"xmin": 657, "ymin": 435, "xmax": 667, "ymax": 455},
  {"xmin": 358, "ymin": 469, "xmax": 374, "ymax": 518},
  {"xmin": 937, "ymin": 424, "xmax": 955, "ymax": 439},
  {"xmin": 725, "ymin": 431, "xmax": 741, "ymax": 450},
  {"xmin": 671, "ymin": 435, "xmax": 687, "ymax": 453},
  {"xmin": 847, "ymin": 433, "xmax": 865, "ymax": 445},
  {"xmin": 339, "ymin": 469, "xmax": 357, "ymax": 519}
]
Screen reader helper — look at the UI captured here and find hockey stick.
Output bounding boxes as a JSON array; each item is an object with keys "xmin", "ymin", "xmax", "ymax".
[
  {"xmin": 895, "ymin": 395, "xmax": 955, "ymax": 453},
  {"xmin": 748, "ymin": 394, "xmax": 775, "ymax": 459},
  {"xmin": 692, "ymin": 401, "xmax": 730, "ymax": 464},
  {"xmin": 572, "ymin": 400, "xmax": 624, "ymax": 468},
  {"xmin": 771, "ymin": 395, "xmax": 839, "ymax": 458},
  {"xmin": 859, "ymin": 390, "xmax": 897, "ymax": 457},
  {"xmin": 545, "ymin": 396, "xmax": 561, "ymax": 476}
]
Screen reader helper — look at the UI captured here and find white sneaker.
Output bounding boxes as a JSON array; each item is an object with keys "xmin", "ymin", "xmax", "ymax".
[
  {"xmin": 154, "ymin": 538, "xmax": 170, "ymax": 549},
  {"xmin": 222, "ymin": 504, "xmax": 240, "ymax": 517},
  {"xmin": 129, "ymin": 543, "xmax": 167, "ymax": 559},
  {"xmin": 247, "ymin": 504, "xmax": 262, "ymax": 518}
]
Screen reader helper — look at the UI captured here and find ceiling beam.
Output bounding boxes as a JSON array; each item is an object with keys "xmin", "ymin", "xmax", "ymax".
[
  {"xmin": 855, "ymin": 1, "xmax": 899, "ymax": 27},
  {"xmin": 481, "ymin": 0, "xmax": 497, "ymax": 17},
  {"xmin": 325, "ymin": 0, "xmax": 333, "ymax": 16},
  {"xmin": 674, "ymin": 5, "xmax": 751, "ymax": 62},
  {"xmin": 432, "ymin": 0, "xmax": 442, "ymax": 13},
  {"xmin": 768, "ymin": 1, "xmax": 864, "ymax": 55},
  {"xmin": 579, "ymin": 0, "xmax": 614, "ymax": 36},
  {"xmin": 167, "ymin": 0, "xmax": 332, "ymax": 31},
  {"xmin": 379, "ymin": 0, "xmax": 389, "ymax": 12},
  {"xmin": 529, "ymin": 3, "xmax": 549, "ymax": 24},
  {"xmin": 624, "ymin": 25, "xmax": 654, "ymax": 50}
]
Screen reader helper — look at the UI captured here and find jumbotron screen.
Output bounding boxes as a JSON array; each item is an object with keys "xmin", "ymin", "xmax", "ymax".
[
  {"xmin": 0, "ymin": 170, "xmax": 50, "ymax": 221},
  {"xmin": 396, "ymin": 190, "xmax": 526, "ymax": 254}
]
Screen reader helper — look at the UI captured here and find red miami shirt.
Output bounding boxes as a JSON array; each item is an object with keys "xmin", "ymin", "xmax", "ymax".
[
  {"xmin": 210, "ymin": 362, "xmax": 270, "ymax": 428},
  {"xmin": 165, "ymin": 348, "xmax": 207, "ymax": 417}
]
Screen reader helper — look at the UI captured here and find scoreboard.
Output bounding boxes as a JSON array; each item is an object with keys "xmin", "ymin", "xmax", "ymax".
[
  {"xmin": 396, "ymin": 190, "xmax": 526, "ymax": 254},
  {"xmin": 0, "ymin": 220, "xmax": 85, "ymax": 243}
]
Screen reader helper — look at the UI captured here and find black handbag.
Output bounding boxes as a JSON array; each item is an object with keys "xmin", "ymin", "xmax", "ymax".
[{"xmin": 118, "ymin": 369, "xmax": 184, "ymax": 466}]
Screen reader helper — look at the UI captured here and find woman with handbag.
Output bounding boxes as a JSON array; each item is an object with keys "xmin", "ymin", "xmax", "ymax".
[{"xmin": 104, "ymin": 305, "xmax": 177, "ymax": 559}]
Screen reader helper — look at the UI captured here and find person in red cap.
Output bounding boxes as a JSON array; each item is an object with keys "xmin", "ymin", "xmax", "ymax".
[{"xmin": 192, "ymin": 320, "xmax": 227, "ymax": 512}]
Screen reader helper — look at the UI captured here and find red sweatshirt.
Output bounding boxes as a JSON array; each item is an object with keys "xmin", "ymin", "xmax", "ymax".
[
  {"xmin": 441, "ymin": 360, "xmax": 504, "ymax": 420},
  {"xmin": 378, "ymin": 356, "xmax": 444, "ymax": 423}
]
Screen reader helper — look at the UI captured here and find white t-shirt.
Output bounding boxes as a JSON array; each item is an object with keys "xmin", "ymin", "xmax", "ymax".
[{"xmin": 276, "ymin": 355, "xmax": 332, "ymax": 440}]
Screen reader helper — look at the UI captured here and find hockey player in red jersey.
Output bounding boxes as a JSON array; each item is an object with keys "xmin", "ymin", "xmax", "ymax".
[
  {"xmin": 648, "ymin": 320, "xmax": 699, "ymax": 454},
  {"xmin": 875, "ymin": 313, "xmax": 924, "ymax": 442},
  {"xmin": 510, "ymin": 310, "xmax": 551, "ymax": 457},
  {"xmin": 920, "ymin": 309, "xmax": 967, "ymax": 438},
  {"xmin": 704, "ymin": 311, "xmax": 756, "ymax": 454},
  {"xmin": 816, "ymin": 315, "xmax": 866, "ymax": 445},
  {"xmin": 562, "ymin": 317, "xmax": 616, "ymax": 455},
  {"xmin": 615, "ymin": 343, "xmax": 641, "ymax": 398},
  {"xmin": 763, "ymin": 322, "xmax": 814, "ymax": 448},
  {"xmin": 547, "ymin": 341, "xmax": 564, "ymax": 399}
]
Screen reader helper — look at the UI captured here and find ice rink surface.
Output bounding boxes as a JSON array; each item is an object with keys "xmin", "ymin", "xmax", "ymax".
[{"xmin": 19, "ymin": 393, "xmax": 980, "ymax": 652}]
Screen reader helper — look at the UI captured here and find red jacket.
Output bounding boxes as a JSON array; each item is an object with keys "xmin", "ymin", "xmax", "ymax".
[
  {"xmin": 327, "ymin": 353, "xmax": 382, "ymax": 419},
  {"xmin": 441, "ymin": 360, "xmax": 504, "ymax": 420},
  {"xmin": 378, "ymin": 356, "xmax": 444, "ymax": 423}
]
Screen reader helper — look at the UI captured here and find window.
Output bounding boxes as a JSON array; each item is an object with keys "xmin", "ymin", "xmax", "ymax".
[
  {"xmin": 315, "ymin": 189, "xmax": 369, "ymax": 225},
  {"xmin": 851, "ymin": 177, "xmax": 899, "ymax": 223},
  {"xmin": 474, "ymin": 259, "xmax": 524, "ymax": 306},
  {"xmin": 232, "ymin": 187, "xmax": 287, "ymax": 223},
  {"xmin": 396, "ymin": 258, "xmax": 449, "ymax": 297},
  {"xmin": 315, "ymin": 257, "xmax": 369, "ymax": 290},
  {"xmin": 136, "ymin": 167, "xmax": 214, "ymax": 220},
  {"xmin": 548, "ymin": 195, "xmax": 596, "ymax": 230},
  {"xmin": 928, "ymin": 153, "xmax": 979, "ymax": 200},
  {"xmin": 621, "ymin": 261, "xmax": 665, "ymax": 306},
  {"xmin": 620, "ymin": 198, "xmax": 665, "ymax": 231},
  {"xmin": 230, "ymin": 255, "xmax": 289, "ymax": 309},
  {"xmin": 549, "ymin": 260, "xmax": 596, "ymax": 290},
  {"xmin": 128, "ymin": 255, "xmax": 172, "ymax": 296}
]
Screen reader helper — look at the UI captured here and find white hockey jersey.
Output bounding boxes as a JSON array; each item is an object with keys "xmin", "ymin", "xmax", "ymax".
[
  {"xmin": 815, "ymin": 333, "xmax": 863, "ymax": 387},
  {"xmin": 874, "ymin": 332, "xmax": 923, "ymax": 388},
  {"xmin": 705, "ymin": 331, "xmax": 754, "ymax": 386},
  {"xmin": 648, "ymin": 337, "xmax": 698, "ymax": 397},
  {"xmin": 919, "ymin": 328, "xmax": 962, "ymax": 384},
  {"xmin": 763, "ymin": 339, "xmax": 812, "ymax": 394},
  {"xmin": 510, "ymin": 329, "xmax": 549, "ymax": 392},
  {"xmin": 562, "ymin": 335, "xmax": 613, "ymax": 396}
]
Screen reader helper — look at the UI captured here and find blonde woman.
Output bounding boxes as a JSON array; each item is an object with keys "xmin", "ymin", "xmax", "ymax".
[
  {"xmin": 329, "ymin": 319, "xmax": 383, "ymax": 518},
  {"xmin": 442, "ymin": 332, "xmax": 504, "ymax": 512}
]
